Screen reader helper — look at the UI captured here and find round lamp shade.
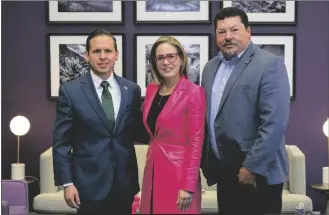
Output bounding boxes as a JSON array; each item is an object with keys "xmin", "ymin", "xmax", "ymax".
[
  {"xmin": 323, "ymin": 118, "xmax": 329, "ymax": 137},
  {"xmin": 9, "ymin": 115, "xmax": 30, "ymax": 136}
]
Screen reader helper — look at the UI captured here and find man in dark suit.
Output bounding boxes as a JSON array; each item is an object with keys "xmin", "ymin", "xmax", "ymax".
[
  {"xmin": 201, "ymin": 7, "xmax": 290, "ymax": 215},
  {"xmin": 53, "ymin": 29, "xmax": 141, "ymax": 215}
]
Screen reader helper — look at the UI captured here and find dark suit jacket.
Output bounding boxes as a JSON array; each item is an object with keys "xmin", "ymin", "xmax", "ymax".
[{"xmin": 53, "ymin": 71, "xmax": 141, "ymax": 201}]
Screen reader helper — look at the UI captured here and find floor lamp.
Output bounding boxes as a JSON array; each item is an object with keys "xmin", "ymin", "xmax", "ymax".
[{"xmin": 9, "ymin": 115, "xmax": 30, "ymax": 180}]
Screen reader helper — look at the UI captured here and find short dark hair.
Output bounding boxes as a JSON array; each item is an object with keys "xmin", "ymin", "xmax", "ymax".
[
  {"xmin": 86, "ymin": 29, "xmax": 117, "ymax": 53},
  {"xmin": 214, "ymin": 7, "xmax": 249, "ymax": 29}
]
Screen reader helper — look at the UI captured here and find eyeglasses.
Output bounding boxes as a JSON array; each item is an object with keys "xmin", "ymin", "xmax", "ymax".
[{"xmin": 155, "ymin": 53, "xmax": 180, "ymax": 64}]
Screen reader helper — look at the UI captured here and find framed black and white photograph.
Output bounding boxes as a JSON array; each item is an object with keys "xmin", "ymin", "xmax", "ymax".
[
  {"xmin": 252, "ymin": 34, "xmax": 296, "ymax": 99},
  {"xmin": 135, "ymin": 34, "xmax": 210, "ymax": 97},
  {"xmin": 48, "ymin": 33, "xmax": 124, "ymax": 99},
  {"xmin": 222, "ymin": 1, "xmax": 296, "ymax": 25},
  {"xmin": 135, "ymin": 1, "xmax": 210, "ymax": 23},
  {"xmin": 47, "ymin": 1, "xmax": 123, "ymax": 24}
]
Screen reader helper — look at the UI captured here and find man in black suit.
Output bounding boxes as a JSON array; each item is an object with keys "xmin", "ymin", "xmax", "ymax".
[{"xmin": 53, "ymin": 29, "xmax": 141, "ymax": 215}]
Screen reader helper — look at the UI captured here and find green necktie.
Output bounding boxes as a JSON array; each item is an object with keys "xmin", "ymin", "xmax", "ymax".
[{"xmin": 100, "ymin": 81, "xmax": 115, "ymax": 130}]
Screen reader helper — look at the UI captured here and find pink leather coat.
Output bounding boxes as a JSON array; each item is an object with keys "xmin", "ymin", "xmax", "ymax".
[{"xmin": 139, "ymin": 76, "xmax": 206, "ymax": 214}]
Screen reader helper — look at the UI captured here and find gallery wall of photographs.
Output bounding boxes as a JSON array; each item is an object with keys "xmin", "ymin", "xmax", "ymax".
[{"xmin": 47, "ymin": 1, "xmax": 297, "ymax": 100}]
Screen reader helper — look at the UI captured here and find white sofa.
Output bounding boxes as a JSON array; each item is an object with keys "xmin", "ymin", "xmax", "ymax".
[{"xmin": 33, "ymin": 144, "xmax": 312, "ymax": 214}]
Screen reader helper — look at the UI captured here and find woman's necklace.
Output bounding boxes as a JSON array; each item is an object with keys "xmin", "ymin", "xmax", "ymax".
[
  {"xmin": 158, "ymin": 95, "xmax": 164, "ymax": 106},
  {"xmin": 158, "ymin": 84, "xmax": 174, "ymax": 106},
  {"xmin": 157, "ymin": 90, "xmax": 169, "ymax": 106}
]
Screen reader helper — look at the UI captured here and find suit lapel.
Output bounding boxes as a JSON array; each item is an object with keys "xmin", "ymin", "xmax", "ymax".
[
  {"xmin": 216, "ymin": 43, "xmax": 256, "ymax": 116},
  {"xmin": 112, "ymin": 74, "xmax": 129, "ymax": 134},
  {"xmin": 156, "ymin": 76, "xmax": 187, "ymax": 133},
  {"xmin": 80, "ymin": 72, "xmax": 110, "ymax": 132},
  {"xmin": 205, "ymin": 57, "xmax": 221, "ymax": 122},
  {"xmin": 143, "ymin": 84, "xmax": 159, "ymax": 138}
]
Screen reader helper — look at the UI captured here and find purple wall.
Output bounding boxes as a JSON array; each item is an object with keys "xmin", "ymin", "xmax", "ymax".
[{"xmin": 2, "ymin": 1, "xmax": 329, "ymax": 211}]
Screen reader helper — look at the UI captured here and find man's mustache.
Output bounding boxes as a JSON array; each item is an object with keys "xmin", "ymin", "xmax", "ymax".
[{"xmin": 223, "ymin": 41, "xmax": 237, "ymax": 46}]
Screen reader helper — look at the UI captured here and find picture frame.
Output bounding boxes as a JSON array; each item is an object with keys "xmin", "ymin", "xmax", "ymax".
[
  {"xmin": 48, "ymin": 33, "xmax": 124, "ymax": 99},
  {"xmin": 134, "ymin": 1, "xmax": 211, "ymax": 24},
  {"xmin": 252, "ymin": 33, "xmax": 296, "ymax": 99},
  {"xmin": 134, "ymin": 34, "xmax": 211, "ymax": 97},
  {"xmin": 221, "ymin": 1, "xmax": 297, "ymax": 25},
  {"xmin": 47, "ymin": 1, "xmax": 124, "ymax": 24}
]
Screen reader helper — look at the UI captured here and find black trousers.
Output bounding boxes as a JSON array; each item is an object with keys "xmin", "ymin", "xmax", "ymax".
[
  {"xmin": 216, "ymin": 173, "xmax": 283, "ymax": 215},
  {"xmin": 206, "ymin": 146, "xmax": 284, "ymax": 215},
  {"xmin": 77, "ymin": 176, "xmax": 133, "ymax": 215}
]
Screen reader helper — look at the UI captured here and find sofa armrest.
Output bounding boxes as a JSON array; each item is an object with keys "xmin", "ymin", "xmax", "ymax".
[
  {"xmin": 286, "ymin": 145, "xmax": 306, "ymax": 195},
  {"xmin": 40, "ymin": 147, "xmax": 58, "ymax": 193}
]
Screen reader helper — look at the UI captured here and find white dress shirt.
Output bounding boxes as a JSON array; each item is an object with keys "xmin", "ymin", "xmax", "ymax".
[
  {"xmin": 63, "ymin": 71, "xmax": 121, "ymax": 188},
  {"xmin": 90, "ymin": 70, "xmax": 121, "ymax": 120},
  {"xmin": 210, "ymin": 49, "xmax": 248, "ymax": 158}
]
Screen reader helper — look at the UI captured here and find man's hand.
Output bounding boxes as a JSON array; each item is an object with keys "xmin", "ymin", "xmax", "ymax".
[
  {"xmin": 176, "ymin": 189, "xmax": 193, "ymax": 211},
  {"xmin": 237, "ymin": 167, "xmax": 256, "ymax": 187},
  {"xmin": 64, "ymin": 185, "xmax": 80, "ymax": 209}
]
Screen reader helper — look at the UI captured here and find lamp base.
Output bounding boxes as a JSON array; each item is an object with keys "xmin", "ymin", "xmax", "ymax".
[
  {"xmin": 323, "ymin": 167, "xmax": 329, "ymax": 184},
  {"xmin": 11, "ymin": 163, "xmax": 25, "ymax": 180}
]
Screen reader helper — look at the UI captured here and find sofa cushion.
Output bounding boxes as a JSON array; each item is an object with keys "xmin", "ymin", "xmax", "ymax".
[
  {"xmin": 201, "ymin": 190, "xmax": 218, "ymax": 213},
  {"xmin": 33, "ymin": 190, "xmax": 77, "ymax": 214},
  {"xmin": 282, "ymin": 189, "xmax": 313, "ymax": 212}
]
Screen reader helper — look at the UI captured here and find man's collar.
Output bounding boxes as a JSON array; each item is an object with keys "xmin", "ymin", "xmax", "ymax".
[{"xmin": 90, "ymin": 70, "xmax": 115, "ymax": 88}]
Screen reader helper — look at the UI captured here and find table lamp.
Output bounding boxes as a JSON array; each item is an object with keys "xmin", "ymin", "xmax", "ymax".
[
  {"xmin": 324, "ymin": 118, "xmax": 329, "ymax": 187},
  {"xmin": 9, "ymin": 115, "xmax": 30, "ymax": 180}
]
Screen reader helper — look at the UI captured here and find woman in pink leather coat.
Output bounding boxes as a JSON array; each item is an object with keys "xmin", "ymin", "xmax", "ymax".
[{"xmin": 139, "ymin": 36, "xmax": 206, "ymax": 214}]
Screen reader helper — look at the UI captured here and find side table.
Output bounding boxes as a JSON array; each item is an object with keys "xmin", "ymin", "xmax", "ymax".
[
  {"xmin": 311, "ymin": 183, "xmax": 329, "ymax": 215},
  {"xmin": 25, "ymin": 176, "xmax": 40, "ymax": 212}
]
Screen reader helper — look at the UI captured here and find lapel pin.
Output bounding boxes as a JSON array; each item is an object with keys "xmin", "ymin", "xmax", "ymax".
[{"xmin": 124, "ymin": 86, "xmax": 128, "ymax": 90}]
